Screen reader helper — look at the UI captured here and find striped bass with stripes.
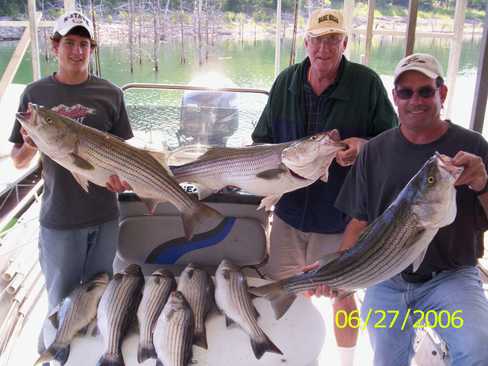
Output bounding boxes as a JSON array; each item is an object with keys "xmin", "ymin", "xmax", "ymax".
[
  {"xmin": 153, "ymin": 291, "xmax": 194, "ymax": 366},
  {"xmin": 34, "ymin": 272, "xmax": 109, "ymax": 366},
  {"xmin": 136, "ymin": 269, "xmax": 176, "ymax": 363},
  {"xmin": 96, "ymin": 264, "xmax": 144, "ymax": 366},
  {"xmin": 250, "ymin": 154, "xmax": 463, "ymax": 319},
  {"xmin": 215, "ymin": 259, "xmax": 283, "ymax": 360},
  {"xmin": 176, "ymin": 263, "xmax": 214, "ymax": 350},
  {"xmin": 16, "ymin": 103, "xmax": 223, "ymax": 240},
  {"xmin": 170, "ymin": 131, "xmax": 346, "ymax": 210}
]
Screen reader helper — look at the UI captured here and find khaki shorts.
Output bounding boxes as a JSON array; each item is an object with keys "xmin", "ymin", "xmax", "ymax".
[{"xmin": 264, "ymin": 214, "xmax": 343, "ymax": 280}]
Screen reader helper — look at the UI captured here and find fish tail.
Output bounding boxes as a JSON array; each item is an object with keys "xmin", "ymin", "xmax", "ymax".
[
  {"xmin": 248, "ymin": 282, "xmax": 296, "ymax": 320},
  {"xmin": 35, "ymin": 343, "xmax": 70, "ymax": 366},
  {"xmin": 137, "ymin": 342, "xmax": 157, "ymax": 363},
  {"xmin": 250, "ymin": 333, "xmax": 283, "ymax": 360},
  {"xmin": 182, "ymin": 202, "xmax": 223, "ymax": 240},
  {"xmin": 193, "ymin": 329, "xmax": 208, "ymax": 349},
  {"xmin": 96, "ymin": 352, "xmax": 125, "ymax": 366}
]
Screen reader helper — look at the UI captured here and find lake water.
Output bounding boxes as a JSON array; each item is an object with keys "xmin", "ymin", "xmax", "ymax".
[{"xmin": 0, "ymin": 33, "xmax": 486, "ymax": 135}]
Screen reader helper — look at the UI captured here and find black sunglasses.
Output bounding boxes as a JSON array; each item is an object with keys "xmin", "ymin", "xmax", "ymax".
[{"xmin": 395, "ymin": 86, "xmax": 438, "ymax": 100}]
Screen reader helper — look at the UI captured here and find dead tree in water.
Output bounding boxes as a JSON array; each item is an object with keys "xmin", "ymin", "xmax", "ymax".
[
  {"xmin": 179, "ymin": 1, "xmax": 186, "ymax": 64},
  {"xmin": 204, "ymin": 0, "xmax": 209, "ymax": 62},
  {"xmin": 129, "ymin": 0, "xmax": 135, "ymax": 73},
  {"xmin": 153, "ymin": 0, "xmax": 161, "ymax": 71},
  {"xmin": 289, "ymin": 0, "xmax": 299, "ymax": 65},
  {"xmin": 138, "ymin": 0, "xmax": 143, "ymax": 64}
]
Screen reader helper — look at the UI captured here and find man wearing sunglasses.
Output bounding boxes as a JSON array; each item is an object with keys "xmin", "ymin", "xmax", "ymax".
[
  {"xmin": 335, "ymin": 53, "xmax": 488, "ymax": 365},
  {"xmin": 252, "ymin": 8, "xmax": 397, "ymax": 366}
]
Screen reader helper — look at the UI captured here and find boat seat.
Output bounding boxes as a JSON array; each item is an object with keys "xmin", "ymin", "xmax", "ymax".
[{"xmin": 116, "ymin": 193, "xmax": 268, "ymax": 275}]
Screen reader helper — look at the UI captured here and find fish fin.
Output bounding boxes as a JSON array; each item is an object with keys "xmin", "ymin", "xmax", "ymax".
[
  {"xmin": 35, "ymin": 343, "xmax": 70, "ymax": 366},
  {"xmin": 412, "ymin": 247, "xmax": 428, "ymax": 272},
  {"xmin": 225, "ymin": 315, "xmax": 236, "ymax": 328},
  {"xmin": 181, "ymin": 202, "xmax": 223, "ymax": 240},
  {"xmin": 257, "ymin": 195, "xmax": 281, "ymax": 211},
  {"xmin": 69, "ymin": 153, "xmax": 95, "ymax": 170},
  {"xmin": 47, "ymin": 305, "xmax": 59, "ymax": 329},
  {"xmin": 248, "ymin": 282, "xmax": 296, "ymax": 320},
  {"xmin": 169, "ymin": 144, "xmax": 212, "ymax": 165},
  {"xmin": 317, "ymin": 252, "xmax": 342, "ymax": 268},
  {"xmin": 146, "ymin": 149, "xmax": 170, "ymax": 171},
  {"xmin": 90, "ymin": 323, "xmax": 100, "ymax": 337},
  {"xmin": 137, "ymin": 343, "xmax": 157, "ymax": 363},
  {"xmin": 71, "ymin": 172, "xmax": 90, "ymax": 193},
  {"xmin": 250, "ymin": 333, "xmax": 283, "ymax": 360},
  {"xmin": 256, "ymin": 166, "xmax": 288, "ymax": 180},
  {"xmin": 78, "ymin": 324, "xmax": 89, "ymax": 336},
  {"xmin": 140, "ymin": 197, "xmax": 160, "ymax": 214},
  {"xmin": 193, "ymin": 330, "xmax": 208, "ymax": 349},
  {"xmin": 96, "ymin": 352, "xmax": 124, "ymax": 366},
  {"xmin": 196, "ymin": 184, "xmax": 216, "ymax": 200}
]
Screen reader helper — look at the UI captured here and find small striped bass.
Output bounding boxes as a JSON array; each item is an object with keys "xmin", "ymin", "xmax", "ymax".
[
  {"xmin": 137, "ymin": 268, "xmax": 176, "ymax": 363},
  {"xmin": 250, "ymin": 153, "xmax": 463, "ymax": 319},
  {"xmin": 171, "ymin": 131, "xmax": 346, "ymax": 210},
  {"xmin": 176, "ymin": 263, "xmax": 214, "ymax": 349},
  {"xmin": 34, "ymin": 272, "xmax": 109, "ymax": 366},
  {"xmin": 96, "ymin": 264, "xmax": 144, "ymax": 366},
  {"xmin": 16, "ymin": 103, "xmax": 223, "ymax": 239},
  {"xmin": 215, "ymin": 259, "xmax": 283, "ymax": 360},
  {"xmin": 153, "ymin": 291, "xmax": 194, "ymax": 366}
]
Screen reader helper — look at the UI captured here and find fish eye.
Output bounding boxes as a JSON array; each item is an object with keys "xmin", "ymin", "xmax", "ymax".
[
  {"xmin": 46, "ymin": 118, "xmax": 53, "ymax": 124},
  {"xmin": 427, "ymin": 176, "xmax": 435, "ymax": 184}
]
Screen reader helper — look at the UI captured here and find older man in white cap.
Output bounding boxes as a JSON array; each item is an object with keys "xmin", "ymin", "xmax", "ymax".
[
  {"xmin": 9, "ymin": 10, "xmax": 132, "ymax": 357},
  {"xmin": 252, "ymin": 8, "xmax": 397, "ymax": 366},
  {"xmin": 336, "ymin": 52, "xmax": 488, "ymax": 365}
]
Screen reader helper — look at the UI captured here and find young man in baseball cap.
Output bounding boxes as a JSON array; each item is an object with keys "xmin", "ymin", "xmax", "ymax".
[
  {"xmin": 336, "ymin": 52, "xmax": 488, "ymax": 365},
  {"xmin": 9, "ymin": 10, "xmax": 133, "ymax": 359}
]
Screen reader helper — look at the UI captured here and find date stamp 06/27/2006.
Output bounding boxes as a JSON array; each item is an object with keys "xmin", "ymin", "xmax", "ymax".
[{"xmin": 335, "ymin": 309, "xmax": 464, "ymax": 331}]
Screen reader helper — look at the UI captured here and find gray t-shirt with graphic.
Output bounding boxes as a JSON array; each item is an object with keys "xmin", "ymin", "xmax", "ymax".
[{"xmin": 9, "ymin": 74, "xmax": 133, "ymax": 229}]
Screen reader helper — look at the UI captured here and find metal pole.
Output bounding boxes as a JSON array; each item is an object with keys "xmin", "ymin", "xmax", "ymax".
[
  {"xmin": 405, "ymin": 0, "xmax": 418, "ymax": 56},
  {"xmin": 469, "ymin": 1, "xmax": 488, "ymax": 133},
  {"xmin": 445, "ymin": 0, "xmax": 467, "ymax": 119},
  {"xmin": 274, "ymin": 0, "xmax": 282, "ymax": 77},
  {"xmin": 364, "ymin": 0, "xmax": 376, "ymax": 65},
  {"xmin": 27, "ymin": 0, "xmax": 41, "ymax": 81},
  {"xmin": 64, "ymin": 0, "xmax": 76, "ymax": 12},
  {"xmin": 343, "ymin": 0, "xmax": 354, "ymax": 59}
]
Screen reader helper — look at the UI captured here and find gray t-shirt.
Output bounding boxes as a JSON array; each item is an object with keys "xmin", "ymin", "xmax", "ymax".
[
  {"xmin": 336, "ymin": 122, "xmax": 488, "ymax": 278},
  {"xmin": 9, "ymin": 74, "xmax": 133, "ymax": 229}
]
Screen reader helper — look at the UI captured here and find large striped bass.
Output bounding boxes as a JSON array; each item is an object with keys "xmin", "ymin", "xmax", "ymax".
[
  {"xmin": 153, "ymin": 291, "xmax": 194, "ymax": 366},
  {"xmin": 96, "ymin": 264, "xmax": 144, "ymax": 366},
  {"xmin": 215, "ymin": 259, "xmax": 283, "ymax": 360},
  {"xmin": 34, "ymin": 272, "xmax": 109, "ymax": 366},
  {"xmin": 250, "ymin": 153, "xmax": 463, "ymax": 319},
  {"xmin": 137, "ymin": 268, "xmax": 176, "ymax": 363},
  {"xmin": 170, "ymin": 131, "xmax": 346, "ymax": 210},
  {"xmin": 16, "ymin": 103, "xmax": 223, "ymax": 239},
  {"xmin": 176, "ymin": 263, "xmax": 214, "ymax": 350}
]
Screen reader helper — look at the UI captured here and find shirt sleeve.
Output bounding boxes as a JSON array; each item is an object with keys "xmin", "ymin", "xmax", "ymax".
[
  {"xmin": 109, "ymin": 88, "xmax": 134, "ymax": 141},
  {"xmin": 335, "ymin": 146, "xmax": 369, "ymax": 222},
  {"xmin": 367, "ymin": 76, "xmax": 399, "ymax": 137},
  {"xmin": 8, "ymin": 91, "xmax": 30, "ymax": 144}
]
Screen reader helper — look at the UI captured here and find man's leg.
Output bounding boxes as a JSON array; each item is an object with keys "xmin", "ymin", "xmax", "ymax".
[
  {"xmin": 308, "ymin": 233, "xmax": 358, "ymax": 366},
  {"xmin": 83, "ymin": 219, "xmax": 119, "ymax": 281},
  {"xmin": 414, "ymin": 267, "xmax": 488, "ymax": 366},
  {"xmin": 264, "ymin": 214, "xmax": 307, "ymax": 280},
  {"xmin": 362, "ymin": 275, "xmax": 416, "ymax": 366}
]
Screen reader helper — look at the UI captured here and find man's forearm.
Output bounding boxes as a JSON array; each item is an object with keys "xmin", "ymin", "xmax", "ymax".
[
  {"xmin": 339, "ymin": 218, "xmax": 368, "ymax": 251},
  {"xmin": 11, "ymin": 143, "xmax": 37, "ymax": 169}
]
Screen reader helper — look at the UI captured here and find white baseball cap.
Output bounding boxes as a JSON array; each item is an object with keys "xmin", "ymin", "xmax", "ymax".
[
  {"xmin": 53, "ymin": 11, "xmax": 94, "ymax": 39},
  {"xmin": 394, "ymin": 53, "xmax": 444, "ymax": 82},
  {"xmin": 306, "ymin": 9, "xmax": 346, "ymax": 37}
]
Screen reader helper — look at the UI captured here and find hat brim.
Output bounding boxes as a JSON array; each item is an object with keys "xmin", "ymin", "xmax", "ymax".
[
  {"xmin": 395, "ymin": 66, "xmax": 438, "ymax": 81},
  {"xmin": 55, "ymin": 24, "xmax": 94, "ymax": 39},
  {"xmin": 307, "ymin": 28, "xmax": 346, "ymax": 37}
]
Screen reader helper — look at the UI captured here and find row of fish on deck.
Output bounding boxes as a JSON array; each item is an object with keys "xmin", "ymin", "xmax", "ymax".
[
  {"xmin": 18, "ymin": 104, "xmax": 464, "ymax": 365},
  {"xmin": 36, "ymin": 260, "xmax": 281, "ymax": 366}
]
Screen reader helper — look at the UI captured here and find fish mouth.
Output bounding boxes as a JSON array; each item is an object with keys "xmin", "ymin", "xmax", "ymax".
[
  {"xmin": 435, "ymin": 152, "xmax": 464, "ymax": 181},
  {"xmin": 288, "ymin": 168, "xmax": 309, "ymax": 180}
]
